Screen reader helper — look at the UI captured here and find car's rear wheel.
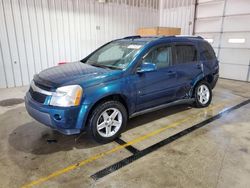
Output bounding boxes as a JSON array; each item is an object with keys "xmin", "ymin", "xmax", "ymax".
[
  {"xmin": 194, "ymin": 81, "xmax": 212, "ymax": 108},
  {"xmin": 87, "ymin": 101, "xmax": 127, "ymax": 143}
]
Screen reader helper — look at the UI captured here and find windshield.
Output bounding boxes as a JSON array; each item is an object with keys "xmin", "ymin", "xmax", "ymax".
[{"xmin": 85, "ymin": 41, "xmax": 145, "ymax": 69}]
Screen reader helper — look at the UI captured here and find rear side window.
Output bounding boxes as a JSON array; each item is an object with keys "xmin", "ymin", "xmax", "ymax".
[
  {"xmin": 200, "ymin": 42, "xmax": 216, "ymax": 60},
  {"xmin": 175, "ymin": 45, "xmax": 197, "ymax": 64}
]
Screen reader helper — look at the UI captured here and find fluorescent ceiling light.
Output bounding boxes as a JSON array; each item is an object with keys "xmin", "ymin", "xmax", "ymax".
[
  {"xmin": 228, "ymin": 38, "xmax": 246, "ymax": 44},
  {"xmin": 204, "ymin": 38, "xmax": 214, "ymax": 43}
]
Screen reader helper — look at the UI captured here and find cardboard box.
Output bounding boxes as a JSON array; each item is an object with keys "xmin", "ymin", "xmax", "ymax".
[{"xmin": 136, "ymin": 27, "xmax": 181, "ymax": 36}]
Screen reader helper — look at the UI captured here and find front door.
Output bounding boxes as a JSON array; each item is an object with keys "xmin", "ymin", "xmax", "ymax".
[{"xmin": 133, "ymin": 45, "xmax": 178, "ymax": 111}]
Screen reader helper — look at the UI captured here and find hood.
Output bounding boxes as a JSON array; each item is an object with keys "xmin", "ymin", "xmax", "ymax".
[{"xmin": 34, "ymin": 62, "xmax": 122, "ymax": 90}]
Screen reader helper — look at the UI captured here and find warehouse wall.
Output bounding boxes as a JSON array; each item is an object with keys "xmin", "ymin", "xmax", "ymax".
[
  {"xmin": 2, "ymin": 0, "xmax": 248, "ymax": 88},
  {"xmin": 159, "ymin": 0, "xmax": 195, "ymax": 35},
  {"xmin": 0, "ymin": 0, "xmax": 159, "ymax": 88},
  {"xmin": 194, "ymin": 0, "xmax": 250, "ymax": 81}
]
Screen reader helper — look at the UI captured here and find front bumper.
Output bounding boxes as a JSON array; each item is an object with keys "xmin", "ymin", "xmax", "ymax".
[{"xmin": 25, "ymin": 92, "xmax": 90, "ymax": 135}]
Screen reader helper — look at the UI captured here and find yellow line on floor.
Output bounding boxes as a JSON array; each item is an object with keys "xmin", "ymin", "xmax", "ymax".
[{"xmin": 21, "ymin": 101, "xmax": 231, "ymax": 188}]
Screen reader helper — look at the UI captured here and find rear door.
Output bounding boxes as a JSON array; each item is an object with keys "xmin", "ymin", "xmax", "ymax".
[
  {"xmin": 171, "ymin": 42, "xmax": 203, "ymax": 99},
  {"xmin": 199, "ymin": 41, "xmax": 219, "ymax": 78}
]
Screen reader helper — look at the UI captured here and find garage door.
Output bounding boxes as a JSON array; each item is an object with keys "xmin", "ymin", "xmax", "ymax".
[{"xmin": 194, "ymin": 0, "xmax": 250, "ymax": 82}]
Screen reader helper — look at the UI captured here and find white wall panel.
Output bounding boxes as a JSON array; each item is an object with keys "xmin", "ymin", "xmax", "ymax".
[
  {"xmin": 195, "ymin": 18, "xmax": 222, "ymax": 33},
  {"xmin": 27, "ymin": 0, "xmax": 43, "ymax": 73},
  {"xmin": 19, "ymin": 0, "xmax": 36, "ymax": 80},
  {"xmin": 0, "ymin": 0, "xmax": 15, "ymax": 87},
  {"xmin": 159, "ymin": 0, "xmax": 195, "ymax": 35},
  {"xmin": 219, "ymin": 49, "xmax": 250, "ymax": 65},
  {"xmin": 42, "ymin": 0, "xmax": 56, "ymax": 68},
  {"xmin": 0, "ymin": 0, "xmax": 159, "ymax": 88},
  {"xmin": 196, "ymin": 1, "xmax": 224, "ymax": 18},
  {"xmin": 35, "ymin": 0, "xmax": 50, "ymax": 70},
  {"xmin": 220, "ymin": 33, "xmax": 250, "ymax": 48},
  {"xmin": 12, "ymin": 0, "xmax": 30, "ymax": 84},
  {"xmin": 2, "ymin": 0, "xmax": 23, "ymax": 86},
  {"xmin": 219, "ymin": 63, "xmax": 249, "ymax": 81},
  {"xmin": 223, "ymin": 15, "xmax": 250, "ymax": 32},
  {"xmin": 225, "ymin": 0, "xmax": 250, "ymax": 16},
  {"xmin": 0, "ymin": 41, "xmax": 7, "ymax": 88},
  {"xmin": 198, "ymin": 0, "xmax": 222, "ymax": 3}
]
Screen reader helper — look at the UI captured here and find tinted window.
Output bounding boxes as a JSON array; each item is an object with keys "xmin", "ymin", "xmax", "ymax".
[
  {"xmin": 200, "ymin": 42, "xmax": 216, "ymax": 60},
  {"xmin": 143, "ymin": 46, "xmax": 172, "ymax": 69},
  {"xmin": 175, "ymin": 45, "xmax": 197, "ymax": 64}
]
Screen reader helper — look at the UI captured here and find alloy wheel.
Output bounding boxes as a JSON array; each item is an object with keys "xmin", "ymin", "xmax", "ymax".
[
  {"xmin": 197, "ymin": 84, "xmax": 210, "ymax": 105},
  {"xmin": 96, "ymin": 108, "xmax": 122, "ymax": 138}
]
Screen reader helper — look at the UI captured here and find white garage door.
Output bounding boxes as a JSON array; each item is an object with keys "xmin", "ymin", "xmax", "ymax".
[{"xmin": 194, "ymin": 0, "xmax": 250, "ymax": 82}]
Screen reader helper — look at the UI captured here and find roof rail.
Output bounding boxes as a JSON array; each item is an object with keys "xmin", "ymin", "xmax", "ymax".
[
  {"xmin": 158, "ymin": 35, "xmax": 172, "ymax": 39},
  {"xmin": 174, "ymin": 35, "xmax": 203, "ymax": 39},
  {"xmin": 123, "ymin": 35, "xmax": 141, "ymax": 40}
]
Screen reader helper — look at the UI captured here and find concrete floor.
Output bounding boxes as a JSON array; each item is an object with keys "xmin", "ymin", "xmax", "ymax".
[{"xmin": 0, "ymin": 78, "xmax": 250, "ymax": 188}]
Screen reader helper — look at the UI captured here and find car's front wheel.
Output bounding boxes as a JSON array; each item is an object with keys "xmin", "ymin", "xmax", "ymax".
[
  {"xmin": 194, "ymin": 81, "xmax": 212, "ymax": 108},
  {"xmin": 87, "ymin": 101, "xmax": 127, "ymax": 143}
]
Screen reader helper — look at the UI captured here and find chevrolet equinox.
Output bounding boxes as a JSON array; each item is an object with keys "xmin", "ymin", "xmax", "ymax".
[{"xmin": 25, "ymin": 35, "xmax": 219, "ymax": 143}]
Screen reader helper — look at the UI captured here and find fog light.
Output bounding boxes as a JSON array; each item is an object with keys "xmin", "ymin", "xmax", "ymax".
[{"xmin": 54, "ymin": 114, "xmax": 62, "ymax": 121}]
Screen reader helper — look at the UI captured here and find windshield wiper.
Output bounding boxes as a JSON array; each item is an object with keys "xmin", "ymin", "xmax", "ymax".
[
  {"xmin": 91, "ymin": 63, "xmax": 122, "ymax": 70},
  {"xmin": 91, "ymin": 63, "xmax": 106, "ymax": 68},
  {"xmin": 104, "ymin": 65, "xmax": 123, "ymax": 70}
]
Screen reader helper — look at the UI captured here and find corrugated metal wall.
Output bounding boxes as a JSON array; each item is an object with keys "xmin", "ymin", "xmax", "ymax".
[
  {"xmin": 2, "ymin": 0, "xmax": 249, "ymax": 88},
  {"xmin": 0, "ymin": 0, "xmax": 159, "ymax": 88},
  {"xmin": 194, "ymin": 0, "xmax": 250, "ymax": 81},
  {"xmin": 159, "ymin": 0, "xmax": 195, "ymax": 35}
]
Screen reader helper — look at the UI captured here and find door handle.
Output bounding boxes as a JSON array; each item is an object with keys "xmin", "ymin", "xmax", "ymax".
[
  {"xmin": 168, "ymin": 70, "xmax": 176, "ymax": 73},
  {"xmin": 197, "ymin": 63, "xmax": 204, "ymax": 70}
]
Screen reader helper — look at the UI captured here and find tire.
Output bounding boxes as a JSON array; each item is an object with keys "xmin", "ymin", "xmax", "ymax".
[
  {"xmin": 87, "ymin": 100, "xmax": 127, "ymax": 143},
  {"xmin": 194, "ymin": 81, "xmax": 212, "ymax": 108}
]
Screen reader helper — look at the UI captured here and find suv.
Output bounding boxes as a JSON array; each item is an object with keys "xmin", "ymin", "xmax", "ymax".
[{"xmin": 25, "ymin": 35, "xmax": 219, "ymax": 143}]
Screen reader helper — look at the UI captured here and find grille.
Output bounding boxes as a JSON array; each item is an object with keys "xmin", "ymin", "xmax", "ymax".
[
  {"xmin": 34, "ymin": 81, "xmax": 52, "ymax": 91},
  {"xmin": 29, "ymin": 87, "xmax": 47, "ymax": 104}
]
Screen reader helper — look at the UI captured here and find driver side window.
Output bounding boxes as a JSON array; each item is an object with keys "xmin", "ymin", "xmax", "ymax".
[{"xmin": 142, "ymin": 46, "xmax": 172, "ymax": 69}]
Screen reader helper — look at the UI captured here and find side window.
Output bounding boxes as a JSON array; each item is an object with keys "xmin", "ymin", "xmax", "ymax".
[
  {"xmin": 175, "ymin": 45, "xmax": 197, "ymax": 64},
  {"xmin": 200, "ymin": 42, "xmax": 216, "ymax": 60},
  {"xmin": 142, "ymin": 46, "xmax": 172, "ymax": 69}
]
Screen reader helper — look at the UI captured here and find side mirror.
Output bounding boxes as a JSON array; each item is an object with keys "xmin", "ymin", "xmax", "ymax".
[{"xmin": 137, "ymin": 62, "xmax": 156, "ymax": 73}]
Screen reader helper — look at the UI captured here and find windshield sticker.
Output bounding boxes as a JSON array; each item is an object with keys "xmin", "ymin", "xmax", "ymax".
[{"xmin": 127, "ymin": 44, "xmax": 142, "ymax": 49}]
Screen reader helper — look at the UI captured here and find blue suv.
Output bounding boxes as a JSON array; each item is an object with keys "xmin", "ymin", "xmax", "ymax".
[{"xmin": 25, "ymin": 35, "xmax": 219, "ymax": 143}]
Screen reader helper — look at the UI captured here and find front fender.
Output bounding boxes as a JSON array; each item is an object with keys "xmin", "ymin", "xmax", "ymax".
[
  {"xmin": 83, "ymin": 82, "xmax": 124, "ymax": 105},
  {"xmin": 79, "ymin": 78, "xmax": 134, "ymax": 129}
]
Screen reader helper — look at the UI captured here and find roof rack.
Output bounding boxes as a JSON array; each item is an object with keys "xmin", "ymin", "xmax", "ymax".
[
  {"xmin": 123, "ymin": 35, "xmax": 141, "ymax": 40},
  {"xmin": 174, "ymin": 35, "xmax": 203, "ymax": 39},
  {"xmin": 158, "ymin": 35, "xmax": 172, "ymax": 39}
]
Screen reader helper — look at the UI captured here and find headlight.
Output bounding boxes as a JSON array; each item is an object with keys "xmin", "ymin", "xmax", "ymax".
[{"xmin": 50, "ymin": 85, "xmax": 83, "ymax": 107}]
